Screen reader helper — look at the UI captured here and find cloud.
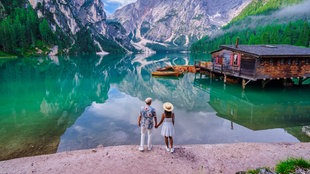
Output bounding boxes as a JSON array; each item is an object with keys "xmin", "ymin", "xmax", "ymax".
[
  {"xmin": 275, "ymin": 0, "xmax": 310, "ymax": 17},
  {"xmin": 102, "ymin": 0, "xmax": 136, "ymax": 14},
  {"xmin": 105, "ymin": 0, "xmax": 136, "ymax": 6}
]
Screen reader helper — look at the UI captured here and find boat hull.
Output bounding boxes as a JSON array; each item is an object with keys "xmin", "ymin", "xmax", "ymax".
[{"xmin": 151, "ymin": 71, "xmax": 182, "ymax": 77}]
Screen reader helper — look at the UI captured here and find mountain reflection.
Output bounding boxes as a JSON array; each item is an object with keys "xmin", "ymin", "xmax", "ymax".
[
  {"xmin": 0, "ymin": 55, "xmax": 128, "ymax": 160},
  {"xmin": 0, "ymin": 53, "xmax": 309, "ymax": 161}
]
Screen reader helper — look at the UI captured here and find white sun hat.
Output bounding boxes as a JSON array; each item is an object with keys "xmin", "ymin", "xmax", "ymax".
[{"xmin": 163, "ymin": 102, "xmax": 174, "ymax": 112}]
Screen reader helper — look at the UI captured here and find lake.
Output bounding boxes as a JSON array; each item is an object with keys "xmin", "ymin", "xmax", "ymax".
[{"xmin": 0, "ymin": 53, "xmax": 309, "ymax": 161}]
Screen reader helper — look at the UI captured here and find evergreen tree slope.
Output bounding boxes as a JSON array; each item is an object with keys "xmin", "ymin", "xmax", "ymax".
[
  {"xmin": 191, "ymin": 0, "xmax": 310, "ymax": 53},
  {"xmin": 0, "ymin": 0, "xmax": 55, "ymax": 57},
  {"xmin": 0, "ymin": 0, "xmax": 131, "ymax": 57},
  {"xmin": 228, "ymin": 0, "xmax": 304, "ymax": 26}
]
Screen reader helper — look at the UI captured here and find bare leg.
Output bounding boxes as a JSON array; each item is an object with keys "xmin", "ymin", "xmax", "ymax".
[
  {"xmin": 169, "ymin": 136, "xmax": 174, "ymax": 153},
  {"xmin": 164, "ymin": 136, "xmax": 170, "ymax": 151},
  {"xmin": 164, "ymin": 136, "xmax": 169, "ymax": 147},
  {"xmin": 169, "ymin": 136, "xmax": 173, "ymax": 148}
]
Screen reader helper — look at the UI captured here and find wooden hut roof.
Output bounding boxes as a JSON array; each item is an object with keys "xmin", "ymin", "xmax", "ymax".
[{"xmin": 218, "ymin": 44, "xmax": 310, "ymax": 58}]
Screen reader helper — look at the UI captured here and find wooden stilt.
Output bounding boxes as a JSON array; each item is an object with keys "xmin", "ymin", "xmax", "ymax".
[
  {"xmin": 298, "ymin": 77, "xmax": 303, "ymax": 86},
  {"xmin": 242, "ymin": 79, "xmax": 252, "ymax": 89},
  {"xmin": 262, "ymin": 79, "xmax": 271, "ymax": 88},
  {"xmin": 262, "ymin": 80, "xmax": 266, "ymax": 88},
  {"xmin": 242, "ymin": 79, "xmax": 246, "ymax": 89},
  {"xmin": 283, "ymin": 79, "xmax": 287, "ymax": 87}
]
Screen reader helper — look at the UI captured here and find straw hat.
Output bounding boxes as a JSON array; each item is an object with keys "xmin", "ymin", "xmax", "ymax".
[
  {"xmin": 163, "ymin": 102, "xmax": 174, "ymax": 112},
  {"xmin": 145, "ymin": 97, "xmax": 152, "ymax": 104}
]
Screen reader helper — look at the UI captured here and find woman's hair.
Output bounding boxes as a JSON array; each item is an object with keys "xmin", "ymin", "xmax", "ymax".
[{"xmin": 164, "ymin": 110, "xmax": 172, "ymax": 117}]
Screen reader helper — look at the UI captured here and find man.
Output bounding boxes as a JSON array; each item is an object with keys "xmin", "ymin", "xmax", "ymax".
[{"xmin": 138, "ymin": 97, "xmax": 157, "ymax": 151}]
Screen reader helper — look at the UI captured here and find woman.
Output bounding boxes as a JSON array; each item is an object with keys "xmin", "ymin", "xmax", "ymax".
[{"xmin": 156, "ymin": 102, "xmax": 175, "ymax": 153}]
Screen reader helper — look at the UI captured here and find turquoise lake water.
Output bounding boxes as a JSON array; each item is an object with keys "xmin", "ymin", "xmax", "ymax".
[{"xmin": 0, "ymin": 53, "xmax": 309, "ymax": 160}]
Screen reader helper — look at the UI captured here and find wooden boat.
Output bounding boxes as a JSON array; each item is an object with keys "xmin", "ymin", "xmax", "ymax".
[
  {"xmin": 151, "ymin": 71, "xmax": 183, "ymax": 77},
  {"xmin": 157, "ymin": 65, "xmax": 197, "ymax": 73},
  {"xmin": 156, "ymin": 66, "xmax": 174, "ymax": 71}
]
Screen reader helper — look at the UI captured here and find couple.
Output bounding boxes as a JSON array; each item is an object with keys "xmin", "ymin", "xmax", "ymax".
[{"xmin": 137, "ymin": 97, "xmax": 175, "ymax": 153}]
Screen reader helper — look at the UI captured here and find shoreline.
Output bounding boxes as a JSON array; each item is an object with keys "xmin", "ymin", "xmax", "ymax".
[{"xmin": 1, "ymin": 142, "xmax": 310, "ymax": 174}]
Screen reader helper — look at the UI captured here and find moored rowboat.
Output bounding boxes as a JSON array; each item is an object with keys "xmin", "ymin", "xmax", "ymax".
[{"xmin": 151, "ymin": 71, "xmax": 182, "ymax": 77}]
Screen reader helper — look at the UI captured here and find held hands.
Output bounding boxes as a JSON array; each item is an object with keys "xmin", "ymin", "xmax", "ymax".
[{"xmin": 155, "ymin": 124, "xmax": 159, "ymax": 128}]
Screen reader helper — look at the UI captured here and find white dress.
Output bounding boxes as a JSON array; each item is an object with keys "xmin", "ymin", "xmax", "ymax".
[{"xmin": 161, "ymin": 117, "xmax": 174, "ymax": 137}]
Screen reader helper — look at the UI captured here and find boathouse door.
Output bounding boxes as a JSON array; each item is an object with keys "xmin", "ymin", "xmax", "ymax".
[{"xmin": 240, "ymin": 58, "xmax": 256, "ymax": 78}]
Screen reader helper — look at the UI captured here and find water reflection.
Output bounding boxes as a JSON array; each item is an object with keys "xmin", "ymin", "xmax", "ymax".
[
  {"xmin": 0, "ymin": 55, "xmax": 126, "ymax": 160},
  {"xmin": 210, "ymin": 86, "xmax": 310, "ymax": 130},
  {"xmin": 0, "ymin": 53, "xmax": 309, "ymax": 161},
  {"xmin": 58, "ymin": 84, "xmax": 300, "ymax": 152},
  {"xmin": 194, "ymin": 77, "xmax": 310, "ymax": 141}
]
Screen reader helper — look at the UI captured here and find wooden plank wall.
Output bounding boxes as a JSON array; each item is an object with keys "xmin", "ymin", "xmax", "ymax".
[{"xmin": 256, "ymin": 58, "xmax": 310, "ymax": 79}]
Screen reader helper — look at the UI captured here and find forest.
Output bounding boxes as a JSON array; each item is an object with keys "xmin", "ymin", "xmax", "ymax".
[
  {"xmin": 0, "ymin": 0, "xmax": 56, "ymax": 57},
  {"xmin": 190, "ymin": 20, "xmax": 310, "ymax": 53},
  {"xmin": 0, "ymin": 0, "xmax": 113, "ymax": 56}
]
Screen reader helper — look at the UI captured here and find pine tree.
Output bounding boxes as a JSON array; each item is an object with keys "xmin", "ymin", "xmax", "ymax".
[
  {"xmin": 296, "ymin": 22, "xmax": 310, "ymax": 47},
  {"xmin": 25, "ymin": 7, "xmax": 38, "ymax": 45},
  {"xmin": 39, "ymin": 19, "xmax": 53, "ymax": 44}
]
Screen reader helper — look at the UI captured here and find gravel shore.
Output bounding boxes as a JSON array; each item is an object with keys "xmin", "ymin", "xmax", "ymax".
[{"xmin": 1, "ymin": 143, "xmax": 310, "ymax": 174}]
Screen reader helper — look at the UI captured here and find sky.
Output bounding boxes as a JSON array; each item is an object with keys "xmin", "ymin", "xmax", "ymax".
[{"xmin": 101, "ymin": 0, "xmax": 137, "ymax": 14}]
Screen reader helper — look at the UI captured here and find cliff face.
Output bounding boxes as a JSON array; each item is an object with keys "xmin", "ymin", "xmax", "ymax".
[
  {"xmin": 30, "ymin": 0, "xmax": 136, "ymax": 54},
  {"xmin": 28, "ymin": 0, "xmax": 253, "ymax": 53},
  {"xmin": 112, "ymin": 0, "xmax": 252, "ymax": 50}
]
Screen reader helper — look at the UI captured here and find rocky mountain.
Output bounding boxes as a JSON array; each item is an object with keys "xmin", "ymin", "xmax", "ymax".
[
  {"xmin": 112, "ymin": 0, "xmax": 252, "ymax": 52},
  {"xmin": 28, "ymin": 0, "xmax": 136, "ymax": 54}
]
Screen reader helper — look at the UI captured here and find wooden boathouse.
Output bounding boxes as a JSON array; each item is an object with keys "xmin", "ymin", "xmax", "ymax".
[{"xmin": 195, "ymin": 44, "xmax": 310, "ymax": 89}]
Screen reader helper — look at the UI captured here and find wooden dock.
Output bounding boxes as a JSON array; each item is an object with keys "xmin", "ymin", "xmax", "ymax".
[{"xmin": 195, "ymin": 44, "xmax": 310, "ymax": 89}]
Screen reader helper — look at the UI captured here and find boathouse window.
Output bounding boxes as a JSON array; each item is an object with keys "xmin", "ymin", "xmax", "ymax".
[
  {"xmin": 230, "ymin": 53, "xmax": 241, "ymax": 67},
  {"xmin": 306, "ymin": 58, "xmax": 309, "ymax": 64},
  {"xmin": 287, "ymin": 59, "xmax": 291, "ymax": 65},
  {"xmin": 234, "ymin": 54, "xmax": 237, "ymax": 65},
  {"xmin": 215, "ymin": 57, "xmax": 223, "ymax": 64},
  {"xmin": 280, "ymin": 59, "xmax": 284, "ymax": 65},
  {"xmin": 219, "ymin": 57, "xmax": 223, "ymax": 64}
]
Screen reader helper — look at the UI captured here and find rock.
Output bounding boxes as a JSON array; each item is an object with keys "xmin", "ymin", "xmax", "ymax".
[{"xmin": 302, "ymin": 126, "xmax": 310, "ymax": 137}]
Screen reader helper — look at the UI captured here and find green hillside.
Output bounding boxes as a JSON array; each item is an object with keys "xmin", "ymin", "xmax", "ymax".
[
  {"xmin": 191, "ymin": 20, "xmax": 310, "ymax": 53},
  {"xmin": 228, "ymin": 0, "xmax": 304, "ymax": 25},
  {"xmin": 191, "ymin": 0, "xmax": 310, "ymax": 53},
  {"xmin": 0, "ymin": 0, "xmax": 56, "ymax": 57}
]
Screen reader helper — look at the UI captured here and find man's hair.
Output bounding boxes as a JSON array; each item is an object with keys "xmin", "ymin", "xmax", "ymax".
[{"xmin": 145, "ymin": 97, "xmax": 152, "ymax": 104}]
